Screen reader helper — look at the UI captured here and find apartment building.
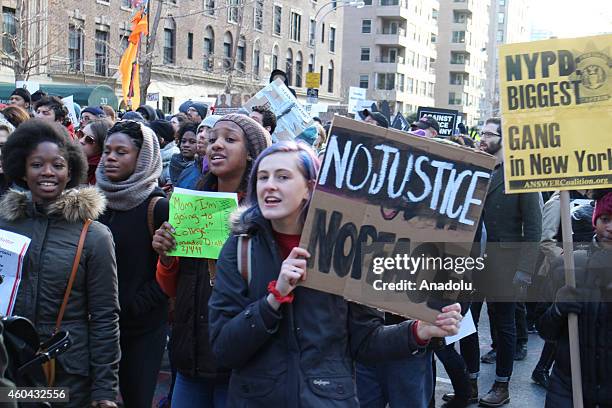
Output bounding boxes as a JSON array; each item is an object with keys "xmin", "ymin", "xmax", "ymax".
[
  {"xmin": 341, "ymin": 0, "xmax": 439, "ymax": 115},
  {"xmin": 434, "ymin": 0, "xmax": 490, "ymax": 125},
  {"xmin": 0, "ymin": 0, "xmax": 343, "ymax": 111},
  {"xmin": 483, "ymin": 0, "xmax": 529, "ymax": 118}
]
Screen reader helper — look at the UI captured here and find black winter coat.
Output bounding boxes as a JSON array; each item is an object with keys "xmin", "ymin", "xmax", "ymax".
[
  {"xmin": 98, "ymin": 188, "xmax": 169, "ymax": 337},
  {"xmin": 538, "ymin": 241, "xmax": 612, "ymax": 404},
  {"xmin": 209, "ymin": 209, "xmax": 428, "ymax": 407}
]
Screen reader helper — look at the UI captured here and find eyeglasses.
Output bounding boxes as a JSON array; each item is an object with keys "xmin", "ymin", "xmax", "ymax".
[
  {"xmin": 480, "ymin": 131, "xmax": 501, "ymax": 138},
  {"xmin": 77, "ymin": 130, "xmax": 96, "ymax": 144}
]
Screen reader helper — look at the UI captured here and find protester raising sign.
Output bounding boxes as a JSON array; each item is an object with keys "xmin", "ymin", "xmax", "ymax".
[
  {"xmin": 167, "ymin": 188, "xmax": 238, "ymax": 259},
  {"xmin": 499, "ymin": 33, "xmax": 612, "ymax": 193},
  {"xmin": 243, "ymin": 79, "xmax": 313, "ymax": 141},
  {"xmin": 416, "ymin": 106, "xmax": 459, "ymax": 137},
  {"xmin": 299, "ymin": 116, "xmax": 496, "ymax": 322}
]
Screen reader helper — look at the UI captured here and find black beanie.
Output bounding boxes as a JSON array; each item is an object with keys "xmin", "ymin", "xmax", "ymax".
[
  {"xmin": 10, "ymin": 88, "xmax": 31, "ymax": 104},
  {"xmin": 149, "ymin": 120, "xmax": 176, "ymax": 144}
]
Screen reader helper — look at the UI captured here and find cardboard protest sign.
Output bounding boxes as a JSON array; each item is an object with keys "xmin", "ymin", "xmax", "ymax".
[
  {"xmin": 416, "ymin": 107, "xmax": 459, "ymax": 137},
  {"xmin": 0, "ymin": 229, "xmax": 31, "ymax": 316},
  {"xmin": 499, "ymin": 34, "xmax": 612, "ymax": 193},
  {"xmin": 391, "ymin": 112, "xmax": 410, "ymax": 130},
  {"xmin": 243, "ymin": 79, "xmax": 312, "ymax": 141},
  {"xmin": 214, "ymin": 93, "xmax": 253, "ymax": 116},
  {"xmin": 167, "ymin": 188, "xmax": 238, "ymax": 259},
  {"xmin": 299, "ymin": 116, "xmax": 496, "ymax": 322}
]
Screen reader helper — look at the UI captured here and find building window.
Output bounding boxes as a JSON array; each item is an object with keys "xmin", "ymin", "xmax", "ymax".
[
  {"xmin": 253, "ymin": 41, "xmax": 261, "ymax": 77},
  {"xmin": 286, "ymin": 49, "xmax": 293, "ymax": 86},
  {"xmin": 237, "ymin": 36, "xmax": 246, "ymax": 71},
  {"xmin": 376, "ymin": 73, "xmax": 395, "ymax": 90},
  {"xmin": 359, "ymin": 74, "xmax": 369, "ymax": 88},
  {"xmin": 327, "ymin": 60, "xmax": 334, "ymax": 93},
  {"xmin": 308, "ymin": 54, "xmax": 313, "ymax": 72},
  {"xmin": 453, "ymin": 11, "xmax": 468, "ymax": 23},
  {"xmin": 496, "ymin": 29, "xmax": 504, "ymax": 43},
  {"xmin": 290, "ymin": 12, "xmax": 301, "ymax": 42},
  {"xmin": 205, "ymin": 0, "xmax": 215, "ymax": 15},
  {"xmin": 450, "ymin": 72, "xmax": 466, "ymax": 85},
  {"xmin": 397, "ymin": 73, "xmax": 405, "ymax": 91},
  {"xmin": 406, "ymin": 77, "xmax": 414, "ymax": 93},
  {"xmin": 360, "ymin": 47, "xmax": 370, "ymax": 61},
  {"xmin": 272, "ymin": 45, "xmax": 279, "ymax": 70},
  {"xmin": 223, "ymin": 31, "xmax": 233, "ymax": 70},
  {"xmin": 273, "ymin": 6, "xmax": 282, "ymax": 35},
  {"xmin": 319, "ymin": 65, "xmax": 323, "ymax": 86},
  {"xmin": 452, "ymin": 31, "xmax": 465, "ymax": 43},
  {"xmin": 498, "ymin": 12, "xmax": 505, "ymax": 24},
  {"xmin": 254, "ymin": 0, "xmax": 264, "ymax": 30},
  {"xmin": 68, "ymin": 23, "xmax": 84, "ymax": 72},
  {"xmin": 428, "ymin": 82, "xmax": 435, "ymax": 97},
  {"xmin": 309, "ymin": 18, "xmax": 316, "ymax": 46},
  {"xmin": 2, "ymin": 7, "xmax": 16, "ymax": 55},
  {"xmin": 203, "ymin": 26, "xmax": 214, "ymax": 71},
  {"xmin": 162, "ymin": 96, "xmax": 173, "ymax": 114},
  {"xmin": 187, "ymin": 32, "xmax": 194, "ymax": 59},
  {"xmin": 450, "ymin": 51, "xmax": 468, "ymax": 64},
  {"xmin": 95, "ymin": 30, "xmax": 109, "ymax": 76},
  {"xmin": 361, "ymin": 20, "xmax": 371, "ymax": 33},
  {"xmin": 380, "ymin": 0, "xmax": 399, "ymax": 5},
  {"xmin": 321, "ymin": 23, "xmax": 325, "ymax": 43},
  {"xmin": 295, "ymin": 52, "xmax": 303, "ymax": 87},
  {"xmin": 419, "ymin": 81, "xmax": 426, "ymax": 95},
  {"xmin": 329, "ymin": 27, "xmax": 336, "ymax": 52},
  {"xmin": 363, "ymin": 0, "xmax": 372, "ymax": 4},
  {"xmin": 448, "ymin": 92, "xmax": 462, "ymax": 104},
  {"xmin": 163, "ymin": 20, "xmax": 176, "ymax": 64},
  {"xmin": 228, "ymin": 0, "xmax": 239, "ymax": 23}
]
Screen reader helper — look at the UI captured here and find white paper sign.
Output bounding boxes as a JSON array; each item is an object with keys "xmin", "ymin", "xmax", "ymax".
[
  {"xmin": 15, "ymin": 81, "xmax": 40, "ymax": 94},
  {"xmin": 61, "ymin": 95, "xmax": 79, "ymax": 128},
  {"xmin": 0, "ymin": 229, "xmax": 31, "ymax": 316},
  {"xmin": 444, "ymin": 309, "xmax": 477, "ymax": 345},
  {"xmin": 348, "ymin": 87, "xmax": 367, "ymax": 114}
]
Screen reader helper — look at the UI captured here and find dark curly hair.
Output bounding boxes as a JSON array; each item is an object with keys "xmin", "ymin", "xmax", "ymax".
[
  {"xmin": 33, "ymin": 96, "xmax": 69, "ymax": 125},
  {"xmin": 252, "ymin": 105, "xmax": 277, "ymax": 134},
  {"xmin": 177, "ymin": 121, "xmax": 199, "ymax": 147},
  {"xmin": 1, "ymin": 119, "xmax": 87, "ymax": 189},
  {"xmin": 108, "ymin": 120, "xmax": 144, "ymax": 150}
]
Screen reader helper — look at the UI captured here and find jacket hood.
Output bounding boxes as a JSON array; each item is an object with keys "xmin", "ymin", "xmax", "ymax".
[{"xmin": 0, "ymin": 186, "xmax": 107, "ymax": 222}]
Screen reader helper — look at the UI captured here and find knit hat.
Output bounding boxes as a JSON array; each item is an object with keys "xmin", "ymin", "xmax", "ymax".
[
  {"xmin": 215, "ymin": 114, "xmax": 271, "ymax": 160},
  {"xmin": 179, "ymin": 100, "xmax": 193, "ymax": 113},
  {"xmin": 593, "ymin": 192, "xmax": 612, "ymax": 226},
  {"xmin": 122, "ymin": 111, "xmax": 146, "ymax": 122},
  {"xmin": 81, "ymin": 106, "xmax": 106, "ymax": 118},
  {"xmin": 190, "ymin": 102, "xmax": 208, "ymax": 119},
  {"xmin": 10, "ymin": 88, "xmax": 31, "ymax": 105},
  {"xmin": 296, "ymin": 126, "xmax": 317, "ymax": 146},
  {"xmin": 0, "ymin": 113, "xmax": 15, "ymax": 133}
]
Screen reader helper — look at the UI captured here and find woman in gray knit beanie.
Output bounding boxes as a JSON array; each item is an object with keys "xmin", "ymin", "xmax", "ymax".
[{"xmin": 96, "ymin": 120, "xmax": 170, "ymax": 408}]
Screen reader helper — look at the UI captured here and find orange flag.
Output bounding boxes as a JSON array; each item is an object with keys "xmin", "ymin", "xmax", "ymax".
[{"xmin": 118, "ymin": 11, "xmax": 148, "ymax": 109}]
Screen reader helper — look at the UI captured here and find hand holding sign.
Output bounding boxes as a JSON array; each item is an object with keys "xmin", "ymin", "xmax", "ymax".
[
  {"xmin": 152, "ymin": 221, "xmax": 177, "ymax": 265},
  {"xmin": 277, "ymin": 247, "xmax": 311, "ymax": 296},
  {"xmin": 416, "ymin": 303, "xmax": 462, "ymax": 340}
]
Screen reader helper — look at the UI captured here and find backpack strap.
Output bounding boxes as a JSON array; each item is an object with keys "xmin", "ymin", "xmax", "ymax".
[
  {"xmin": 237, "ymin": 235, "xmax": 252, "ymax": 285},
  {"xmin": 55, "ymin": 218, "xmax": 92, "ymax": 333},
  {"xmin": 147, "ymin": 196, "xmax": 163, "ymax": 237}
]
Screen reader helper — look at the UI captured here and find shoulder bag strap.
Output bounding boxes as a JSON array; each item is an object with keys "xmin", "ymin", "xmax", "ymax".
[
  {"xmin": 237, "ymin": 235, "xmax": 252, "ymax": 285},
  {"xmin": 54, "ymin": 218, "xmax": 92, "ymax": 333},
  {"xmin": 147, "ymin": 196, "xmax": 163, "ymax": 237}
]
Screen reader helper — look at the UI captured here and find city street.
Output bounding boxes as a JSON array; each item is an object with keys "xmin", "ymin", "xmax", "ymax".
[{"xmin": 435, "ymin": 304, "xmax": 547, "ymax": 407}]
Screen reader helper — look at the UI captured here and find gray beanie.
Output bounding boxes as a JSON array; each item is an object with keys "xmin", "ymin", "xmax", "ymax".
[{"xmin": 215, "ymin": 114, "xmax": 271, "ymax": 160}]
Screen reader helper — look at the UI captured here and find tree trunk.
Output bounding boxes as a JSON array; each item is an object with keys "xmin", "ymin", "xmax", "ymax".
[
  {"xmin": 223, "ymin": 0, "xmax": 244, "ymax": 94},
  {"xmin": 139, "ymin": 0, "xmax": 163, "ymax": 105}
]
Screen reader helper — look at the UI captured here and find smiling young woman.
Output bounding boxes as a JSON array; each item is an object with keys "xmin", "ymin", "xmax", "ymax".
[{"xmin": 0, "ymin": 119, "xmax": 120, "ymax": 407}]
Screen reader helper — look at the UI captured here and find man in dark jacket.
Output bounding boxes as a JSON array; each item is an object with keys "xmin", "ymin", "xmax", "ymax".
[
  {"xmin": 476, "ymin": 117, "xmax": 542, "ymax": 406},
  {"xmin": 538, "ymin": 189, "xmax": 612, "ymax": 407},
  {"xmin": 270, "ymin": 69, "xmax": 297, "ymax": 97}
]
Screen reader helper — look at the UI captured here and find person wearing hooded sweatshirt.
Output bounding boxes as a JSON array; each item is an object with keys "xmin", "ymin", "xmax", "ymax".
[
  {"xmin": 136, "ymin": 104, "xmax": 158, "ymax": 123},
  {"xmin": 96, "ymin": 120, "xmax": 170, "ymax": 408},
  {"xmin": 153, "ymin": 114, "xmax": 271, "ymax": 407},
  {"xmin": 538, "ymin": 189, "xmax": 612, "ymax": 408},
  {"xmin": 0, "ymin": 119, "xmax": 120, "ymax": 407}
]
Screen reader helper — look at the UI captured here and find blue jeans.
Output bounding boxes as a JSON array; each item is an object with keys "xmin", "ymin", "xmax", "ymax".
[
  {"xmin": 356, "ymin": 350, "xmax": 433, "ymax": 408},
  {"xmin": 171, "ymin": 373, "xmax": 228, "ymax": 408}
]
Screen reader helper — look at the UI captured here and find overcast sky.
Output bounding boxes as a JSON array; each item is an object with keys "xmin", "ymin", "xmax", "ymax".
[{"xmin": 527, "ymin": 0, "xmax": 612, "ymax": 38}]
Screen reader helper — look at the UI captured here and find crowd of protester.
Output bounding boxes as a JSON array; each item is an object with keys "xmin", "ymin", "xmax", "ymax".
[{"xmin": 0, "ymin": 80, "xmax": 610, "ymax": 408}]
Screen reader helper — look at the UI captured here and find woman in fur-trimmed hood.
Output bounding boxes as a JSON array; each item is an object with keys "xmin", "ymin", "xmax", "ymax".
[{"xmin": 0, "ymin": 119, "xmax": 120, "ymax": 408}]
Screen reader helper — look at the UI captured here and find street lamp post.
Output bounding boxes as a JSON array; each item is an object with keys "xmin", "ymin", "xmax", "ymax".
[{"xmin": 309, "ymin": 0, "xmax": 365, "ymax": 73}]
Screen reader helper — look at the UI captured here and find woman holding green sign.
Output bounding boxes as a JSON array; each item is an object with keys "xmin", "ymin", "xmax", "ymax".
[
  {"xmin": 153, "ymin": 114, "xmax": 271, "ymax": 407},
  {"xmin": 96, "ymin": 120, "xmax": 170, "ymax": 408},
  {"xmin": 207, "ymin": 141, "xmax": 463, "ymax": 407}
]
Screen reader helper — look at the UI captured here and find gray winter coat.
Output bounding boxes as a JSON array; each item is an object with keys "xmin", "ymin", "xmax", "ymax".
[
  {"xmin": 209, "ymin": 208, "xmax": 427, "ymax": 407},
  {"xmin": 0, "ymin": 188, "xmax": 120, "ymax": 404}
]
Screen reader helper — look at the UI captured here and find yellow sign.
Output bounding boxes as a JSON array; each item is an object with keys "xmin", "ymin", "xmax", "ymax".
[
  {"xmin": 499, "ymin": 34, "xmax": 612, "ymax": 193},
  {"xmin": 305, "ymin": 72, "xmax": 321, "ymax": 89}
]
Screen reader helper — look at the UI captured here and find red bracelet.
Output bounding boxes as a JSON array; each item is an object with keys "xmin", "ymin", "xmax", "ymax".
[{"xmin": 268, "ymin": 280, "xmax": 295, "ymax": 304}]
